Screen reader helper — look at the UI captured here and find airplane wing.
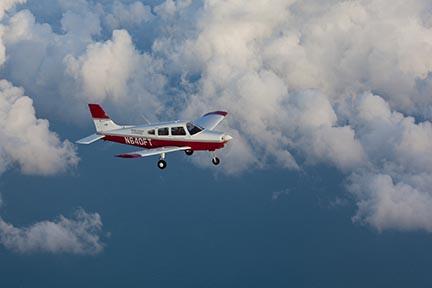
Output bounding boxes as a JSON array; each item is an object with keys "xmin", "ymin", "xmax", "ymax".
[
  {"xmin": 192, "ymin": 111, "xmax": 228, "ymax": 130},
  {"xmin": 115, "ymin": 146, "xmax": 191, "ymax": 158},
  {"xmin": 76, "ymin": 133, "xmax": 105, "ymax": 144}
]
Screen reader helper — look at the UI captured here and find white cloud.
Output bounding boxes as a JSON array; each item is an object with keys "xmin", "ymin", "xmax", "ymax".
[
  {"xmin": 0, "ymin": 208, "xmax": 104, "ymax": 254},
  {"xmin": 0, "ymin": 0, "xmax": 26, "ymax": 66},
  {"xmin": 66, "ymin": 29, "xmax": 139, "ymax": 103},
  {"xmin": 350, "ymin": 174, "xmax": 432, "ymax": 232},
  {"xmin": 103, "ymin": 1, "xmax": 153, "ymax": 30},
  {"xmin": 339, "ymin": 92, "xmax": 432, "ymax": 231},
  {"xmin": 0, "ymin": 79, "xmax": 78, "ymax": 175},
  {"xmin": 65, "ymin": 28, "xmax": 167, "ymax": 118},
  {"xmin": 0, "ymin": 7, "xmax": 167, "ymax": 120}
]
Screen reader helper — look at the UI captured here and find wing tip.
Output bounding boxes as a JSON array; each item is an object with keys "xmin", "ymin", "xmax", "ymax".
[{"xmin": 204, "ymin": 111, "xmax": 228, "ymax": 117}]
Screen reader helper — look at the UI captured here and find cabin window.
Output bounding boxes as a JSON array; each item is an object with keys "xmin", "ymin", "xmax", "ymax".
[
  {"xmin": 158, "ymin": 127, "xmax": 169, "ymax": 136},
  {"xmin": 186, "ymin": 122, "xmax": 202, "ymax": 135},
  {"xmin": 147, "ymin": 129, "xmax": 155, "ymax": 135},
  {"xmin": 171, "ymin": 126, "xmax": 186, "ymax": 136}
]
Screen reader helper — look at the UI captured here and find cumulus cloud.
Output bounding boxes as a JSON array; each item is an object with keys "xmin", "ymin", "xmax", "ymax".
[
  {"xmin": 0, "ymin": 5, "xmax": 167, "ymax": 120},
  {"xmin": 345, "ymin": 92, "xmax": 432, "ymax": 231},
  {"xmin": 66, "ymin": 29, "xmax": 139, "ymax": 102},
  {"xmin": 0, "ymin": 208, "xmax": 104, "ymax": 254},
  {"xmin": 0, "ymin": 0, "xmax": 26, "ymax": 65},
  {"xmin": 103, "ymin": 1, "xmax": 153, "ymax": 30},
  {"xmin": 65, "ymin": 28, "xmax": 168, "ymax": 121},
  {"xmin": 0, "ymin": 79, "xmax": 78, "ymax": 174},
  {"xmin": 1, "ymin": 0, "xmax": 432, "ymax": 233},
  {"xmin": 350, "ymin": 174, "xmax": 432, "ymax": 232}
]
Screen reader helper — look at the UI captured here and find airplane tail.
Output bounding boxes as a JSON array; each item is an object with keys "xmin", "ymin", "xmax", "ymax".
[{"xmin": 88, "ymin": 104, "xmax": 121, "ymax": 133}]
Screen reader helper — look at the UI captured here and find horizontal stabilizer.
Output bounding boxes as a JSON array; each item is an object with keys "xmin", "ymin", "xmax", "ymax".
[
  {"xmin": 76, "ymin": 133, "xmax": 105, "ymax": 145},
  {"xmin": 116, "ymin": 146, "xmax": 191, "ymax": 158}
]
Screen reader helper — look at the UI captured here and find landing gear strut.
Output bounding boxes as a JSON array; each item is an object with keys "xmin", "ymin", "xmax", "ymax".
[{"xmin": 157, "ymin": 153, "xmax": 167, "ymax": 169}]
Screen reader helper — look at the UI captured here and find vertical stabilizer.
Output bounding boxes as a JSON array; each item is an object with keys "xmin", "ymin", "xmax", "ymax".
[{"xmin": 88, "ymin": 104, "xmax": 121, "ymax": 132}]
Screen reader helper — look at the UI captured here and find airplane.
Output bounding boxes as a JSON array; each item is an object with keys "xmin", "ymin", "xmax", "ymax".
[{"xmin": 76, "ymin": 104, "xmax": 232, "ymax": 169}]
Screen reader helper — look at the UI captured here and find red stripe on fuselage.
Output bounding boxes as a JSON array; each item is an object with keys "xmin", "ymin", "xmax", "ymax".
[{"xmin": 102, "ymin": 135, "xmax": 225, "ymax": 151}]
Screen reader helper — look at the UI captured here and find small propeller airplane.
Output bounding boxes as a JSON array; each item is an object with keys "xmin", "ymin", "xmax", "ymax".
[{"xmin": 76, "ymin": 104, "xmax": 232, "ymax": 169}]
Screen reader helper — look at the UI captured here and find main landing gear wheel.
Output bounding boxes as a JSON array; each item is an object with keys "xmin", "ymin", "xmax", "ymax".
[
  {"xmin": 185, "ymin": 149, "xmax": 194, "ymax": 156},
  {"xmin": 157, "ymin": 159, "xmax": 167, "ymax": 169},
  {"xmin": 212, "ymin": 157, "xmax": 220, "ymax": 166}
]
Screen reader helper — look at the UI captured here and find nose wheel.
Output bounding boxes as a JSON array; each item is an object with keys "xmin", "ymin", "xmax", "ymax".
[
  {"xmin": 212, "ymin": 156, "xmax": 220, "ymax": 165},
  {"xmin": 185, "ymin": 149, "xmax": 194, "ymax": 156}
]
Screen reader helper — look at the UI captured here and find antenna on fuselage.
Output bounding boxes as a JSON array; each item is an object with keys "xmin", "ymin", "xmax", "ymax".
[{"xmin": 141, "ymin": 114, "xmax": 151, "ymax": 125}]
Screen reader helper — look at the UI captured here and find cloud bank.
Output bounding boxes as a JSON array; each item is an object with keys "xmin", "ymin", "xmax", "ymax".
[
  {"xmin": 0, "ymin": 0, "xmax": 98, "ymax": 255},
  {"xmin": 1, "ymin": 0, "xmax": 432, "ymax": 233}
]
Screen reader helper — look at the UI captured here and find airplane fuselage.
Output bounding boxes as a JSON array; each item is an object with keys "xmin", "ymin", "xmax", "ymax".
[{"xmin": 100, "ymin": 120, "xmax": 229, "ymax": 151}]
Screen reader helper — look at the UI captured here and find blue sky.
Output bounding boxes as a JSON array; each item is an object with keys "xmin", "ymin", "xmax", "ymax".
[
  {"xmin": 1, "ymin": 0, "xmax": 432, "ymax": 287},
  {"xmin": 2, "ymin": 145, "xmax": 432, "ymax": 287}
]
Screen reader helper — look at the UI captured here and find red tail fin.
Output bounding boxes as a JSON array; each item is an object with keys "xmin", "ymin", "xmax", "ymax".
[
  {"xmin": 87, "ymin": 104, "xmax": 120, "ymax": 132},
  {"xmin": 88, "ymin": 104, "xmax": 110, "ymax": 119}
]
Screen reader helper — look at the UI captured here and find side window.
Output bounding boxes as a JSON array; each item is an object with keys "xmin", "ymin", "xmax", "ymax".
[
  {"xmin": 171, "ymin": 126, "xmax": 186, "ymax": 136},
  {"xmin": 147, "ymin": 129, "xmax": 155, "ymax": 135},
  {"xmin": 157, "ymin": 127, "xmax": 169, "ymax": 136}
]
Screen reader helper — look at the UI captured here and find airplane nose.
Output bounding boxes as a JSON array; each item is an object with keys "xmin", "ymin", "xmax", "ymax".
[{"xmin": 222, "ymin": 134, "xmax": 233, "ymax": 142}]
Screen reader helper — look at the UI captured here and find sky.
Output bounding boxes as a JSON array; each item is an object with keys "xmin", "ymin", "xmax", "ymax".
[{"xmin": 1, "ymin": 0, "xmax": 432, "ymax": 287}]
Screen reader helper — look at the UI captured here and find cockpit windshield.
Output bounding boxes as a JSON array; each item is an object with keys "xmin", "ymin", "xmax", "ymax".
[{"xmin": 186, "ymin": 122, "xmax": 203, "ymax": 135}]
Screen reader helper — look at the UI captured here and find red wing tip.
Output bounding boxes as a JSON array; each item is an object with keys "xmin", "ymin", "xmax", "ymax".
[
  {"xmin": 115, "ymin": 154, "xmax": 141, "ymax": 159},
  {"xmin": 204, "ymin": 111, "xmax": 228, "ymax": 117}
]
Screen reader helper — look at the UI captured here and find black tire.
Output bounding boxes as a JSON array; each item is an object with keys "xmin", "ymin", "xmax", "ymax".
[
  {"xmin": 212, "ymin": 157, "xmax": 220, "ymax": 165},
  {"xmin": 157, "ymin": 159, "xmax": 167, "ymax": 169},
  {"xmin": 185, "ymin": 149, "xmax": 194, "ymax": 156}
]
